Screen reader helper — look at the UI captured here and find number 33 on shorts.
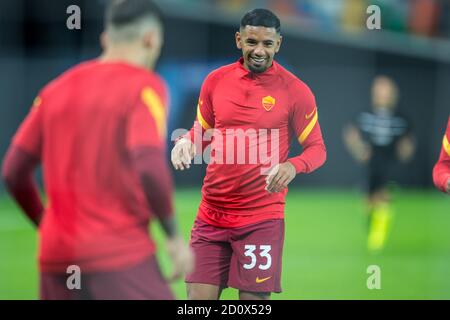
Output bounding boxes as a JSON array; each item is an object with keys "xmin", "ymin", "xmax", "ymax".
[
  {"xmin": 243, "ymin": 245, "xmax": 272, "ymax": 270},
  {"xmin": 228, "ymin": 219, "xmax": 284, "ymax": 293},
  {"xmin": 236, "ymin": 243, "xmax": 282, "ymax": 292}
]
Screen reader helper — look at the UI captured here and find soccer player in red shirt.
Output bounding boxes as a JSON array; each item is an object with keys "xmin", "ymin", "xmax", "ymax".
[
  {"xmin": 171, "ymin": 9, "xmax": 326, "ymax": 300},
  {"xmin": 433, "ymin": 117, "xmax": 450, "ymax": 194},
  {"xmin": 1, "ymin": 0, "xmax": 192, "ymax": 300}
]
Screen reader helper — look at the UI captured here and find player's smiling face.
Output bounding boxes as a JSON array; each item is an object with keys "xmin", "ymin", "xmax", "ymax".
[{"xmin": 236, "ymin": 25, "xmax": 282, "ymax": 74}]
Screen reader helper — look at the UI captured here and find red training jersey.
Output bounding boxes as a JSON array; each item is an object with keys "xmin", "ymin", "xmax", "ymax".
[
  {"xmin": 12, "ymin": 60, "xmax": 169, "ymax": 272},
  {"xmin": 433, "ymin": 117, "xmax": 450, "ymax": 193},
  {"xmin": 186, "ymin": 58, "xmax": 326, "ymax": 228}
]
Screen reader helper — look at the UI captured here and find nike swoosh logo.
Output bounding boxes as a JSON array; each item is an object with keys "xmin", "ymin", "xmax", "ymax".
[
  {"xmin": 256, "ymin": 276, "xmax": 272, "ymax": 284},
  {"xmin": 305, "ymin": 108, "xmax": 316, "ymax": 119}
]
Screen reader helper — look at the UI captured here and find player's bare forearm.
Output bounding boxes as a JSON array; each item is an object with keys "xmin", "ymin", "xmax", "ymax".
[{"xmin": 1, "ymin": 145, "xmax": 43, "ymax": 227}]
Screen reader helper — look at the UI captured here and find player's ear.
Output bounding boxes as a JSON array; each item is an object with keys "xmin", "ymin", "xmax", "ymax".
[
  {"xmin": 100, "ymin": 32, "xmax": 108, "ymax": 50},
  {"xmin": 142, "ymin": 31, "xmax": 154, "ymax": 49},
  {"xmin": 235, "ymin": 31, "xmax": 242, "ymax": 50},
  {"xmin": 275, "ymin": 35, "xmax": 282, "ymax": 53},
  {"xmin": 143, "ymin": 29, "xmax": 163, "ymax": 51}
]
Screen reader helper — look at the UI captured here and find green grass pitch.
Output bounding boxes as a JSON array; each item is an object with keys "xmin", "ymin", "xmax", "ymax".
[{"xmin": 0, "ymin": 188, "xmax": 449, "ymax": 299}]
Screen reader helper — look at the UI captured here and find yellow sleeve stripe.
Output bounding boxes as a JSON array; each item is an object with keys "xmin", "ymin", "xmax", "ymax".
[
  {"xmin": 32, "ymin": 96, "xmax": 42, "ymax": 109},
  {"xmin": 141, "ymin": 87, "xmax": 166, "ymax": 138},
  {"xmin": 443, "ymin": 134, "xmax": 450, "ymax": 157},
  {"xmin": 197, "ymin": 104, "xmax": 212, "ymax": 130},
  {"xmin": 298, "ymin": 110, "xmax": 318, "ymax": 145}
]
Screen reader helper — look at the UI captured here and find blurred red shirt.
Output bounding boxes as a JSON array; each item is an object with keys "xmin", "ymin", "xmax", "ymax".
[{"xmin": 12, "ymin": 60, "xmax": 169, "ymax": 272}]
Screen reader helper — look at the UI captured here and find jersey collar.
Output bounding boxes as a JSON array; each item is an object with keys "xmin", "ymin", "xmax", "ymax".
[{"xmin": 236, "ymin": 57, "xmax": 279, "ymax": 80}]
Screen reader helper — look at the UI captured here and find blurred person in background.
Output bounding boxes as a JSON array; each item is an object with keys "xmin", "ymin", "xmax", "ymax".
[
  {"xmin": 171, "ymin": 8, "xmax": 326, "ymax": 300},
  {"xmin": 1, "ymin": 0, "xmax": 192, "ymax": 300},
  {"xmin": 343, "ymin": 75, "xmax": 415, "ymax": 253},
  {"xmin": 433, "ymin": 117, "xmax": 450, "ymax": 194}
]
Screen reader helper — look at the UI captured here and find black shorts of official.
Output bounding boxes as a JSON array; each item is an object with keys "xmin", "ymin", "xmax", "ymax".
[{"xmin": 367, "ymin": 155, "xmax": 393, "ymax": 194}]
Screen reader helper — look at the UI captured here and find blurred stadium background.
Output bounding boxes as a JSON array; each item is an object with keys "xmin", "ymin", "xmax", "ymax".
[{"xmin": 0, "ymin": 0, "xmax": 449, "ymax": 299}]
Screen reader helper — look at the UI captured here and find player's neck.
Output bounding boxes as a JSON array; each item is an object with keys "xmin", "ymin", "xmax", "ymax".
[{"xmin": 99, "ymin": 46, "xmax": 154, "ymax": 71}]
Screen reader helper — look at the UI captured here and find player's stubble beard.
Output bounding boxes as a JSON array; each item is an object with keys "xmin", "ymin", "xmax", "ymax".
[{"xmin": 245, "ymin": 53, "xmax": 273, "ymax": 74}]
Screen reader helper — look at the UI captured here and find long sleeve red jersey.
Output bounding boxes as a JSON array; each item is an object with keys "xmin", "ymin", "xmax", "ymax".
[
  {"xmin": 2, "ymin": 60, "xmax": 173, "ymax": 272},
  {"xmin": 186, "ymin": 58, "xmax": 326, "ymax": 227},
  {"xmin": 433, "ymin": 117, "xmax": 450, "ymax": 193}
]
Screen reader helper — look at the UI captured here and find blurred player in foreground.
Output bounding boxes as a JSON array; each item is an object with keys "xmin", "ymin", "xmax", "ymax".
[
  {"xmin": 433, "ymin": 117, "xmax": 450, "ymax": 194},
  {"xmin": 343, "ymin": 75, "xmax": 415, "ymax": 253},
  {"xmin": 1, "ymin": 0, "xmax": 192, "ymax": 300},
  {"xmin": 171, "ymin": 9, "xmax": 326, "ymax": 300}
]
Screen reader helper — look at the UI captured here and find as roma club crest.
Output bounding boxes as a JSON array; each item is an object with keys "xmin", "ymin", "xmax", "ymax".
[{"xmin": 262, "ymin": 96, "xmax": 276, "ymax": 112}]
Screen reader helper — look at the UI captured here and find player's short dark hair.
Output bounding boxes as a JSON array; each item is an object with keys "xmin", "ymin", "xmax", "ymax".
[
  {"xmin": 105, "ymin": 0, "xmax": 163, "ymax": 28},
  {"xmin": 240, "ymin": 9, "xmax": 281, "ymax": 34}
]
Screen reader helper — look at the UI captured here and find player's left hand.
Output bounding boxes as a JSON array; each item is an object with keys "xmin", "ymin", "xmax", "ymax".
[
  {"xmin": 446, "ymin": 178, "xmax": 450, "ymax": 194},
  {"xmin": 265, "ymin": 162, "xmax": 297, "ymax": 193}
]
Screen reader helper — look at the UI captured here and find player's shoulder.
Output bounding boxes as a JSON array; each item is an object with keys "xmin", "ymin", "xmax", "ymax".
[
  {"xmin": 99, "ymin": 60, "xmax": 167, "ymax": 92},
  {"xmin": 38, "ymin": 60, "xmax": 98, "ymax": 96},
  {"xmin": 275, "ymin": 62, "xmax": 314, "ymax": 97},
  {"xmin": 203, "ymin": 61, "xmax": 239, "ymax": 85},
  {"xmin": 133, "ymin": 68, "xmax": 167, "ymax": 95},
  {"xmin": 42, "ymin": 60, "xmax": 165, "ymax": 96}
]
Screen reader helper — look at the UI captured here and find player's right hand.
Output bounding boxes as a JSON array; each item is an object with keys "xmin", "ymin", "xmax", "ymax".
[
  {"xmin": 166, "ymin": 236, "xmax": 195, "ymax": 282},
  {"xmin": 171, "ymin": 137, "xmax": 196, "ymax": 170}
]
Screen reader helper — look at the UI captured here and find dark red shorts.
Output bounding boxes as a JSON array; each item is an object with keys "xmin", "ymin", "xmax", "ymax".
[
  {"xmin": 40, "ymin": 255, "xmax": 174, "ymax": 300},
  {"xmin": 186, "ymin": 217, "xmax": 284, "ymax": 293}
]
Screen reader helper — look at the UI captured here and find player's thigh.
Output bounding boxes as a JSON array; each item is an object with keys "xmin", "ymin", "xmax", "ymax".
[
  {"xmin": 186, "ymin": 218, "xmax": 232, "ymax": 290},
  {"xmin": 86, "ymin": 255, "xmax": 174, "ymax": 300},
  {"xmin": 187, "ymin": 283, "xmax": 223, "ymax": 300},
  {"xmin": 228, "ymin": 219, "xmax": 285, "ymax": 294}
]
